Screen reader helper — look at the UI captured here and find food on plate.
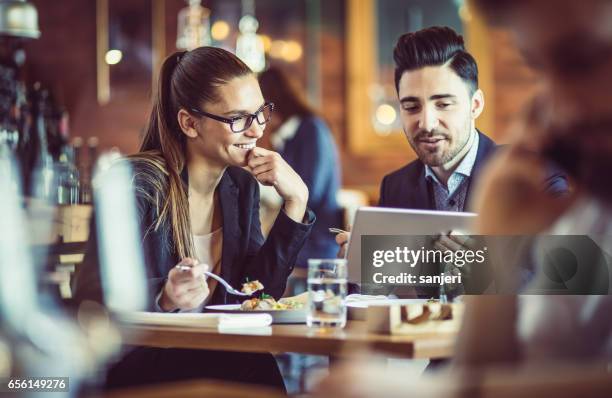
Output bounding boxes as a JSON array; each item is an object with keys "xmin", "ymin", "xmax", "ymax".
[
  {"xmin": 240, "ymin": 293, "xmax": 305, "ymax": 311},
  {"xmin": 241, "ymin": 280, "xmax": 264, "ymax": 295}
]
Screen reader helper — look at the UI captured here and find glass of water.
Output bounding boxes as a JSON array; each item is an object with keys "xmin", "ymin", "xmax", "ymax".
[{"xmin": 307, "ymin": 259, "xmax": 348, "ymax": 329}]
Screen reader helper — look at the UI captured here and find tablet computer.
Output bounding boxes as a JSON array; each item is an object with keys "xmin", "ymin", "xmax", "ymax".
[{"xmin": 346, "ymin": 207, "xmax": 477, "ymax": 283}]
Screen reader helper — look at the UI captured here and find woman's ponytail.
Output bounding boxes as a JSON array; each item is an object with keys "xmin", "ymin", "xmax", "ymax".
[{"xmin": 139, "ymin": 51, "xmax": 195, "ymax": 259}]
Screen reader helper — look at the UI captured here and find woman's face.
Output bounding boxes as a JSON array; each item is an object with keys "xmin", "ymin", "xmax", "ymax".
[{"xmin": 188, "ymin": 74, "xmax": 267, "ymax": 168}]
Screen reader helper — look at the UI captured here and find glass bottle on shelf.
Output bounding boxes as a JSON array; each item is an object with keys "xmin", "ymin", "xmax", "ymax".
[
  {"xmin": 29, "ymin": 83, "xmax": 55, "ymax": 201},
  {"xmin": 54, "ymin": 105, "xmax": 80, "ymax": 205},
  {"xmin": 80, "ymin": 136, "xmax": 99, "ymax": 204},
  {"xmin": 55, "ymin": 145, "xmax": 80, "ymax": 205},
  {"xmin": 15, "ymin": 81, "xmax": 34, "ymax": 192},
  {"xmin": 0, "ymin": 64, "xmax": 19, "ymax": 151}
]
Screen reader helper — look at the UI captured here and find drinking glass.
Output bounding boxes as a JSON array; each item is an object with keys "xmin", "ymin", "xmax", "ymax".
[{"xmin": 306, "ymin": 259, "xmax": 347, "ymax": 328}]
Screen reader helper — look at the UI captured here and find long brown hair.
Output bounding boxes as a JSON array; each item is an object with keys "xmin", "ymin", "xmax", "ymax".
[
  {"xmin": 131, "ymin": 47, "xmax": 251, "ymax": 259},
  {"xmin": 257, "ymin": 66, "xmax": 317, "ymax": 123}
]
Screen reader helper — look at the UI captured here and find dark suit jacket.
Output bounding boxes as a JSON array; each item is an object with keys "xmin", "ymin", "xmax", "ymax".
[
  {"xmin": 379, "ymin": 130, "xmax": 568, "ymax": 209},
  {"xmin": 74, "ymin": 163, "xmax": 315, "ymax": 310}
]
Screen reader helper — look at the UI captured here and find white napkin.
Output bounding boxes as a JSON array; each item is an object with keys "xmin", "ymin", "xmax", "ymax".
[
  {"xmin": 345, "ymin": 294, "xmax": 388, "ymax": 302},
  {"xmin": 118, "ymin": 311, "xmax": 273, "ymax": 328}
]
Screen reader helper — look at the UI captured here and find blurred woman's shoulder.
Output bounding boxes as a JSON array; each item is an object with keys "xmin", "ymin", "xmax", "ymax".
[{"xmin": 298, "ymin": 115, "xmax": 332, "ymax": 136}]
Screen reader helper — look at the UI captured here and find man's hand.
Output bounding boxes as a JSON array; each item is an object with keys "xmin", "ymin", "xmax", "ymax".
[
  {"xmin": 335, "ymin": 230, "xmax": 351, "ymax": 258},
  {"xmin": 433, "ymin": 231, "xmax": 477, "ymax": 292},
  {"xmin": 434, "ymin": 230, "xmax": 476, "ymax": 252}
]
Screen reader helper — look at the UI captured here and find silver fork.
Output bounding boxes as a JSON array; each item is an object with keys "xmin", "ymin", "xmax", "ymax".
[{"xmin": 175, "ymin": 265, "xmax": 251, "ymax": 296}]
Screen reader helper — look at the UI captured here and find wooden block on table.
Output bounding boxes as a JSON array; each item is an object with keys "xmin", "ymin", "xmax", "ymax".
[
  {"xmin": 26, "ymin": 202, "xmax": 92, "ymax": 244},
  {"xmin": 54, "ymin": 204, "xmax": 92, "ymax": 243},
  {"xmin": 366, "ymin": 302, "xmax": 464, "ymax": 335}
]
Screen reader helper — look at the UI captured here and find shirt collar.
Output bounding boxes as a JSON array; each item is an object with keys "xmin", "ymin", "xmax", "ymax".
[
  {"xmin": 270, "ymin": 116, "xmax": 300, "ymax": 152},
  {"xmin": 425, "ymin": 129, "xmax": 480, "ymax": 184}
]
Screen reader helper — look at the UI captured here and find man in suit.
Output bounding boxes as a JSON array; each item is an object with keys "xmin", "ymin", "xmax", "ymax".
[
  {"xmin": 379, "ymin": 26, "xmax": 566, "ymax": 211},
  {"xmin": 337, "ymin": 26, "xmax": 567, "ymax": 253},
  {"xmin": 380, "ymin": 26, "xmax": 490, "ymax": 211},
  {"xmin": 337, "ymin": 26, "xmax": 567, "ymax": 301}
]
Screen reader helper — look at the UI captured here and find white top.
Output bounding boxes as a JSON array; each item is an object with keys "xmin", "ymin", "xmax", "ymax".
[{"xmin": 193, "ymin": 227, "xmax": 224, "ymax": 307}]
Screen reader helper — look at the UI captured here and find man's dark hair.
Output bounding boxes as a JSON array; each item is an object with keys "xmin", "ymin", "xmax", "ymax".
[{"xmin": 394, "ymin": 26, "xmax": 478, "ymax": 95}]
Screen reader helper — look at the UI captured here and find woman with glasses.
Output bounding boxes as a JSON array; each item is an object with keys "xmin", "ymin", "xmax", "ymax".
[{"xmin": 74, "ymin": 47, "xmax": 313, "ymax": 392}]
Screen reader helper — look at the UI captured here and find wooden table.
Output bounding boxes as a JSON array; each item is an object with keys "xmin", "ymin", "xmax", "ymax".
[
  {"xmin": 120, "ymin": 320, "xmax": 456, "ymax": 359},
  {"xmin": 105, "ymin": 379, "xmax": 285, "ymax": 398}
]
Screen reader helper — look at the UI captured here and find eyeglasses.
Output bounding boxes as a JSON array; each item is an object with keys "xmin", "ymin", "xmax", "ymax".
[{"xmin": 190, "ymin": 102, "xmax": 274, "ymax": 133}]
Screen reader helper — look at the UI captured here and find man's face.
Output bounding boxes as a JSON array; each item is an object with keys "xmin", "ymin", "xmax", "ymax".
[
  {"xmin": 398, "ymin": 64, "xmax": 483, "ymax": 167},
  {"xmin": 508, "ymin": 0, "xmax": 612, "ymax": 201}
]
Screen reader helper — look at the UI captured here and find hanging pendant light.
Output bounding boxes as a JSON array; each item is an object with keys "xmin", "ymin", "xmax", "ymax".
[
  {"xmin": 176, "ymin": 0, "xmax": 211, "ymax": 50},
  {"xmin": 235, "ymin": 0, "xmax": 265, "ymax": 72},
  {"xmin": 0, "ymin": 0, "xmax": 40, "ymax": 39}
]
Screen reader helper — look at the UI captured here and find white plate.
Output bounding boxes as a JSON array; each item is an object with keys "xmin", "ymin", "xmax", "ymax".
[
  {"xmin": 205, "ymin": 304, "xmax": 307, "ymax": 324},
  {"xmin": 346, "ymin": 298, "xmax": 427, "ymax": 309}
]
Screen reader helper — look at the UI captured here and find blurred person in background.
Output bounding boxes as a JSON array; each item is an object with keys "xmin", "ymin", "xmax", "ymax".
[
  {"xmin": 455, "ymin": 0, "xmax": 612, "ymax": 366},
  {"xmin": 258, "ymin": 67, "xmax": 342, "ymax": 277},
  {"xmin": 74, "ymin": 46, "xmax": 315, "ymax": 392}
]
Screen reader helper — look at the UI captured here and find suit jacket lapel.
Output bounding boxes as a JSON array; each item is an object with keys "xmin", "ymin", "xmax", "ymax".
[
  {"xmin": 408, "ymin": 163, "xmax": 434, "ymax": 210},
  {"xmin": 218, "ymin": 171, "xmax": 240, "ymax": 285},
  {"xmin": 465, "ymin": 130, "xmax": 497, "ymax": 210}
]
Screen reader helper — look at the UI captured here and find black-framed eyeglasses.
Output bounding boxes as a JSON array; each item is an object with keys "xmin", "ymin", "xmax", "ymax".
[{"xmin": 190, "ymin": 102, "xmax": 274, "ymax": 133}]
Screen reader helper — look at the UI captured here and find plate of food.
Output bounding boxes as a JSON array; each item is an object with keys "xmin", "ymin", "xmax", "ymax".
[{"xmin": 205, "ymin": 280, "xmax": 308, "ymax": 324}]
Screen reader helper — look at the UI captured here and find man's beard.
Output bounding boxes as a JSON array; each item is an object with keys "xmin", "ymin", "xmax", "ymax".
[
  {"xmin": 543, "ymin": 118, "xmax": 612, "ymax": 205},
  {"xmin": 409, "ymin": 124, "xmax": 471, "ymax": 167}
]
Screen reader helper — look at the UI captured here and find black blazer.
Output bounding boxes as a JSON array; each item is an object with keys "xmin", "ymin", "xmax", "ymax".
[
  {"xmin": 379, "ymin": 130, "xmax": 568, "ymax": 210},
  {"xmin": 74, "ymin": 163, "xmax": 315, "ymax": 310}
]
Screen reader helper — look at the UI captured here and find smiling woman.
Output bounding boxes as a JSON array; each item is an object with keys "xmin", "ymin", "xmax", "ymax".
[{"xmin": 73, "ymin": 47, "xmax": 314, "ymax": 392}]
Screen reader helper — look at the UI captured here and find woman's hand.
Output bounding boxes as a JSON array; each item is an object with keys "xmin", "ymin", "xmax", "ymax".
[
  {"xmin": 246, "ymin": 147, "xmax": 309, "ymax": 223},
  {"xmin": 159, "ymin": 258, "xmax": 210, "ymax": 312}
]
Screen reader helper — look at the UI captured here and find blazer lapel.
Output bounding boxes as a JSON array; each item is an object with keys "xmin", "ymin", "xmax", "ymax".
[
  {"xmin": 408, "ymin": 163, "xmax": 434, "ymax": 210},
  {"xmin": 218, "ymin": 171, "xmax": 240, "ymax": 286},
  {"xmin": 465, "ymin": 130, "xmax": 497, "ymax": 210}
]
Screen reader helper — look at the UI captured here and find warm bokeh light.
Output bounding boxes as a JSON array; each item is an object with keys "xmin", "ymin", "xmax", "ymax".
[
  {"xmin": 105, "ymin": 49, "xmax": 122, "ymax": 65},
  {"xmin": 375, "ymin": 104, "xmax": 397, "ymax": 125},
  {"xmin": 458, "ymin": 5, "xmax": 472, "ymax": 22},
  {"xmin": 269, "ymin": 40, "xmax": 286, "ymax": 59},
  {"xmin": 269, "ymin": 40, "xmax": 303, "ymax": 62},
  {"xmin": 259, "ymin": 34, "xmax": 272, "ymax": 52},
  {"xmin": 211, "ymin": 20, "xmax": 230, "ymax": 41},
  {"xmin": 283, "ymin": 40, "xmax": 303, "ymax": 62}
]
